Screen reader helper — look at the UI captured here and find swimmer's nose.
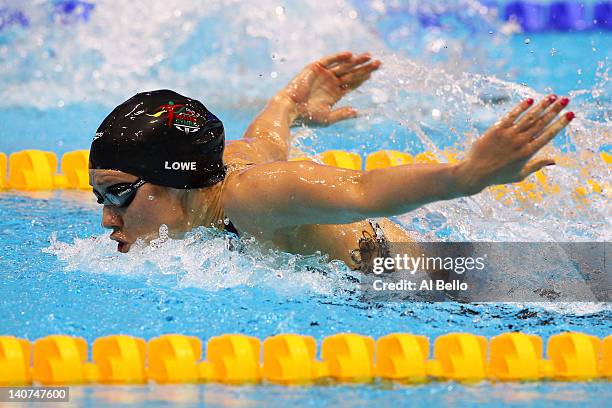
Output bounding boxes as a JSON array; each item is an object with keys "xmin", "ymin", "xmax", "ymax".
[{"xmin": 102, "ymin": 205, "xmax": 123, "ymax": 230}]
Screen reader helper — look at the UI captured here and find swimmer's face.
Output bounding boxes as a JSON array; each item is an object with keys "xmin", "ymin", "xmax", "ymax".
[{"xmin": 89, "ymin": 169, "xmax": 188, "ymax": 253}]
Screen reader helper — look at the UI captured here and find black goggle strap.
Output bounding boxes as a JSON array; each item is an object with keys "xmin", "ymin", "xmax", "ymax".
[{"xmin": 93, "ymin": 188, "xmax": 105, "ymax": 204}]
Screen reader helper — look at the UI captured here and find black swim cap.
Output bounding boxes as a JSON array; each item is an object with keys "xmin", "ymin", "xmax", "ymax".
[{"xmin": 90, "ymin": 89, "xmax": 226, "ymax": 189}]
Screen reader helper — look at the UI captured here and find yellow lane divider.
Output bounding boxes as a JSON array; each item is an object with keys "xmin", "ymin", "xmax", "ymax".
[
  {"xmin": 0, "ymin": 150, "xmax": 89, "ymax": 191},
  {"xmin": 375, "ymin": 333, "xmax": 429, "ymax": 382},
  {"xmin": 147, "ymin": 334, "xmax": 202, "ymax": 384},
  {"xmin": 0, "ymin": 332, "xmax": 610, "ymax": 386},
  {"xmin": 93, "ymin": 335, "xmax": 147, "ymax": 384},
  {"xmin": 200, "ymin": 334, "xmax": 261, "ymax": 384},
  {"xmin": 319, "ymin": 150, "xmax": 363, "ymax": 170},
  {"xmin": 0, "ymin": 152, "xmax": 7, "ymax": 189},
  {"xmin": 0, "ymin": 149, "xmax": 608, "ymax": 205},
  {"xmin": 58, "ymin": 150, "xmax": 90, "ymax": 189},
  {"xmin": 31, "ymin": 335, "xmax": 95, "ymax": 385},
  {"xmin": 365, "ymin": 150, "xmax": 414, "ymax": 170},
  {"xmin": 321, "ymin": 333, "xmax": 374, "ymax": 382},
  {"xmin": 8, "ymin": 150, "xmax": 57, "ymax": 190},
  {"xmin": 262, "ymin": 333, "xmax": 327, "ymax": 384}
]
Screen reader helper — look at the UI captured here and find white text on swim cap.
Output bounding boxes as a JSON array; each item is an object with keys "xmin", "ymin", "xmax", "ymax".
[{"xmin": 164, "ymin": 161, "xmax": 197, "ymax": 171}]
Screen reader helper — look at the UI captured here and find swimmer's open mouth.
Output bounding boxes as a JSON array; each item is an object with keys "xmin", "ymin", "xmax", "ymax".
[
  {"xmin": 110, "ymin": 233, "xmax": 131, "ymax": 253},
  {"xmin": 117, "ymin": 242, "xmax": 130, "ymax": 253}
]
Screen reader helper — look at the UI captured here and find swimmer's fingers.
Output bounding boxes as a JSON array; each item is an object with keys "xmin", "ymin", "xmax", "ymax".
[
  {"xmin": 525, "ymin": 98, "xmax": 569, "ymax": 135},
  {"xmin": 340, "ymin": 73, "xmax": 370, "ymax": 93},
  {"xmin": 519, "ymin": 158, "xmax": 556, "ymax": 179},
  {"xmin": 330, "ymin": 53, "xmax": 371, "ymax": 76},
  {"xmin": 328, "ymin": 106, "xmax": 359, "ymax": 124},
  {"xmin": 525, "ymin": 112, "xmax": 575, "ymax": 156},
  {"xmin": 515, "ymin": 95, "xmax": 563, "ymax": 132},
  {"xmin": 338, "ymin": 60, "xmax": 381, "ymax": 91},
  {"xmin": 317, "ymin": 51, "xmax": 353, "ymax": 69},
  {"xmin": 498, "ymin": 98, "xmax": 535, "ymax": 127}
]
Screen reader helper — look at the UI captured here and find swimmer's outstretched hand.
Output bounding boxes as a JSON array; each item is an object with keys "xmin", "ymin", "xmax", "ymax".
[
  {"xmin": 280, "ymin": 51, "xmax": 381, "ymax": 126},
  {"xmin": 456, "ymin": 95, "xmax": 575, "ymax": 195}
]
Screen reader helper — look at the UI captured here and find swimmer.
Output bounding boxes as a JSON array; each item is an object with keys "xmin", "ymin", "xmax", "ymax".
[{"xmin": 89, "ymin": 51, "xmax": 574, "ymax": 273}]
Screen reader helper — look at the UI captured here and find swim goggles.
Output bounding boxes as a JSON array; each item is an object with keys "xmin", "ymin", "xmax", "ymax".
[{"xmin": 93, "ymin": 178, "xmax": 148, "ymax": 208}]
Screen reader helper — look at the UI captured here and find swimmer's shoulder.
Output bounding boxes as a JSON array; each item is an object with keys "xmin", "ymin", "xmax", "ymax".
[
  {"xmin": 224, "ymin": 139, "xmax": 269, "ymax": 164},
  {"xmin": 219, "ymin": 155, "xmax": 257, "ymax": 212}
]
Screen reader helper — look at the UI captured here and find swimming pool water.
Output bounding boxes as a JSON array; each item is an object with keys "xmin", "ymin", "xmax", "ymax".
[
  {"xmin": 1, "ymin": 191, "xmax": 611, "ymax": 406},
  {"xmin": 0, "ymin": 0, "xmax": 610, "ymax": 406}
]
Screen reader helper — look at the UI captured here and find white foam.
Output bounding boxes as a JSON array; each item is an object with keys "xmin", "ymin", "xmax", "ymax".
[
  {"xmin": 17, "ymin": 0, "xmax": 608, "ymax": 309},
  {"xmin": 43, "ymin": 226, "xmax": 360, "ymax": 297}
]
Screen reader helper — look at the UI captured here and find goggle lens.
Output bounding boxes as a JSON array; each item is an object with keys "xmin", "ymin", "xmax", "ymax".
[{"xmin": 92, "ymin": 179, "xmax": 147, "ymax": 208}]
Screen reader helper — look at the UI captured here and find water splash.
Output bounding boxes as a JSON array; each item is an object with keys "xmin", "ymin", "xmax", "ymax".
[
  {"xmin": 43, "ymin": 226, "xmax": 361, "ymax": 298},
  {"xmin": 4, "ymin": 0, "xmax": 611, "ymax": 297}
]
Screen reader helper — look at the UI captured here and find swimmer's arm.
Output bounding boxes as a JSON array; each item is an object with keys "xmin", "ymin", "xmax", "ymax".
[
  {"xmin": 224, "ymin": 160, "xmax": 465, "ymax": 228},
  {"xmin": 234, "ymin": 52, "xmax": 380, "ymax": 163},
  {"xmin": 229, "ymin": 94, "xmax": 299, "ymax": 163},
  {"xmin": 226, "ymin": 97, "xmax": 573, "ymax": 227}
]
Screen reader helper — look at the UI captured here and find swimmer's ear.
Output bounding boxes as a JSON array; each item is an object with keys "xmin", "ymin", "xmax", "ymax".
[{"xmin": 327, "ymin": 107, "xmax": 359, "ymax": 124}]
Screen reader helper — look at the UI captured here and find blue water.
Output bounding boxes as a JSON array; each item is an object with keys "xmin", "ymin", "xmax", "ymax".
[{"xmin": 0, "ymin": 1, "xmax": 611, "ymax": 406}]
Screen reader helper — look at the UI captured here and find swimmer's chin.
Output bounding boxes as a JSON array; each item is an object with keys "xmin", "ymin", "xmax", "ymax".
[
  {"xmin": 114, "ymin": 228, "xmax": 184, "ymax": 253},
  {"xmin": 117, "ymin": 241, "xmax": 131, "ymax": 253},
  {"xmin": 115, "ymin": 234, "xmax": 160, "ymax": 253}
]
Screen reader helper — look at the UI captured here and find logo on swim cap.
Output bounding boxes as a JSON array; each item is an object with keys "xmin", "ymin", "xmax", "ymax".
[
  {"xmin": 90, "ymin": 89, "xmax": 226, "ymax": 189},
  {"xmin": 146, "ymin": 100, "xmax": 202, "ymax": 134}
]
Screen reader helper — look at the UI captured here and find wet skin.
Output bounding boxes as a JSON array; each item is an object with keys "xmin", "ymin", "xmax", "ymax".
[
  {"xmin": 90, "ymin": 51, "xmax": 574, "ymax": 269},
  {"xmin": 89, "ymin": 170, "xmax": 190, "ymax": 253}
]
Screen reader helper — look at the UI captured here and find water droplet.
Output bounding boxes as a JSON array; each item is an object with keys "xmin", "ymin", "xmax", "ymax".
[
  {"xmin": 270, "ymin": 71, "xmax": 278, "ymax": 78},
  {"xmin": 524, "ymin": 38, "xmax": 531, "ymax": 44}
]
